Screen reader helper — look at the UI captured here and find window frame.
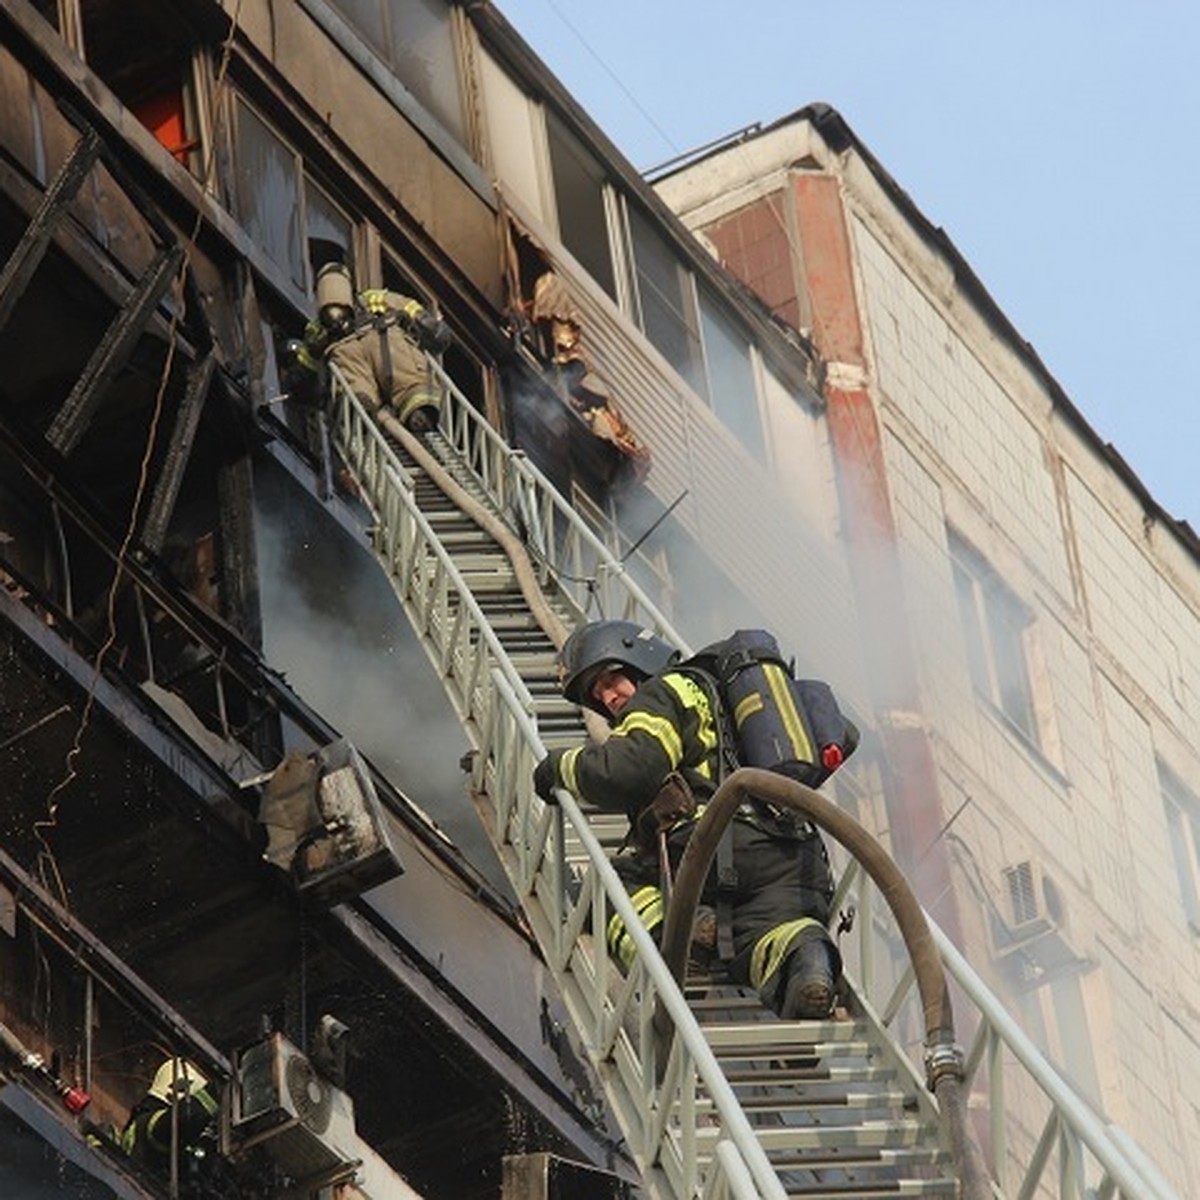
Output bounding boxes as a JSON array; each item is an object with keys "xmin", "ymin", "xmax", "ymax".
[
  {"xmin": 231, "ymin": 95, "xmax": 357, "ymax": 298},
  {"xmin": 1161, "ymin": 764, "xmax": 1200, "ymax": 934},
  {"xmin": 948, "ymin": 529, "xmax": 1040, "ymax": 747}
]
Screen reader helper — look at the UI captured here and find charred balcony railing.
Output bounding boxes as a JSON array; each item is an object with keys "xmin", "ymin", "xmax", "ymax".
[{"xmin": 326, "ymin": 364, "xmax": 1175, "ymax": 1200}]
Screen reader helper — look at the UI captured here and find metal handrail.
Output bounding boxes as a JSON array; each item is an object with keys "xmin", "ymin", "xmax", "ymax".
[
  {"xmin": 834, "ymin": 858, "xmax": 1178, "ymax": 1200},
  {"xmin": 326, "ymin": 369, "xmax": 780, "ymax": 1197},
  {"xmin": 427, "ymin": 358, "xmax": 689, "ymax": 651},
  {"xmin": 325, "ymin": 364, "xmax": 1174, "ymax": 1200}
]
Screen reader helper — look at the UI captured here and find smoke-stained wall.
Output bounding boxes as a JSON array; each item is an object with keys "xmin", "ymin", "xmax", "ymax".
[{"xmin": 253, "ymin": 458, "xmax": 508, "ymax": 891}]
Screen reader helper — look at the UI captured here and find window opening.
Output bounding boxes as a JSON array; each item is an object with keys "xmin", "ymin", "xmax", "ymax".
[
  {"xmin": 234, "ymin": 101, "xmax": 356, "ymax": 297},
  {"xmin": 545, "ymin": 110, "xmax": 615, "ymax": 298},
  {"xmin": 948, "ymin": 529, "xmax": 1038, "ymax": 744},
  {"xmin": 305, "ymin": 176, "xmax": 353, "ymax": 289},
  {"xmin": 78, "ymin": 0, "xmax": 203, "ymax": 173},
  {"xmin": 382, "ymin": 256, "xmax": 426, "ymax": 303},
  {"xmin": 1161, "ymin": 764, "xmax": 1200, "ymax": 933}
]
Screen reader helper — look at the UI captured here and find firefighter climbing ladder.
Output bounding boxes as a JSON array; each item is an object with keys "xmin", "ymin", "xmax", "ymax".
[{"xmin": 326, "ymin": 362, "xmax": 1173, "ymax": 1200}]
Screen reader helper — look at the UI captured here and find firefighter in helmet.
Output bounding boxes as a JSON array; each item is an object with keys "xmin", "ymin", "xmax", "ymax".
[
  {"xmin": 121, "ymin": 1057, "xmax": 219, "ymax": 1178},
  {"xmin": 533, "ymin": 619, "xmax": 842, "ymax": 1020},
  {"xmin": 295, "ymin": 261, "xmax": 452, "ymax": 433}
]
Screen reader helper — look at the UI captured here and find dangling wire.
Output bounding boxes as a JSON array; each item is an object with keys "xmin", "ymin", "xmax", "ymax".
[{"xmin": 34, "ymin": 1, "xmax": 246, "ymax": 909}]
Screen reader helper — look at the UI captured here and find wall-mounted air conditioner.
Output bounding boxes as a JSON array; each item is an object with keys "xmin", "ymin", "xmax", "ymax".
[
  {"xmin": 987, "ymin": 858, "xmax": 1072, "ymax": 964},
  {"xmin": 1002, "ymin": 859, "xmax": 1059, "ymax": 938},
  {"xmin": 227, "ymin": 1032, "xmax": 359, "ymax": 1185}
]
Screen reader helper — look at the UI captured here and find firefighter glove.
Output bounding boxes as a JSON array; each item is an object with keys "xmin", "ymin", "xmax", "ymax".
[
  {"xmin": 533, "ymin": 755, "xmax": 559, "ymax": 803},
  {"xmin": 633, "ymin": 772, "xmax": 696, "ymax": 854},
  {"xmin": 412, "ymin": 308, "xmax": 453, "ymax": 354}
]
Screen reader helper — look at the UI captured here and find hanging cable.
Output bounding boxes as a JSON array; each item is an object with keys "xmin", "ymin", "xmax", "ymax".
[{"xmin": 34, "ymin": 1, "xmax": 246, "ymax": 909}]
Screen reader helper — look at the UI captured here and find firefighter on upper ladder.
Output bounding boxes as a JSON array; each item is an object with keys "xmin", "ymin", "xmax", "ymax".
[
  {"xmin": 292, "ymin": 261, "xmax": 452, "ymax": 434},
  {"xmin": 534, "ymin": 620, "xmax": 856, "ymax": 1020}
]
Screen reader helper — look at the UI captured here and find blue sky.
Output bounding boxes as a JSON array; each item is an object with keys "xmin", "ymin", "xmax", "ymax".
[{"xmin": 496, "ymin": 1, "xmax": 1200, "ymax": 530}]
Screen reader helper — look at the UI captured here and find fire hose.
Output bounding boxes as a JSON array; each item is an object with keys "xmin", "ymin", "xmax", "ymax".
[
  {"xmin": 657, "ymin": 766, "xmax": 991, "ymax": 1200},
  {"xmin": 0, "ymin": 1020, "xmax": 89, "ymax": 1114}
]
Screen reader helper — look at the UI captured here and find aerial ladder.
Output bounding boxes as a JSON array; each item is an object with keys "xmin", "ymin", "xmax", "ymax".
[{"xmin": 323, "ymin": 361, "xmax": 1176, "ymax": 1200}]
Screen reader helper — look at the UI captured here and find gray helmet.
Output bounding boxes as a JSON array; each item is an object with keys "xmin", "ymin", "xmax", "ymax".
[{"xmin": 559, "ymin": 620, "xmax": 679, "ymax": 717}]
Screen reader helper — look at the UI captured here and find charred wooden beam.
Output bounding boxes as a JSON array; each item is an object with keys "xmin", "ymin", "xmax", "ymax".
[
  {"xmin": 216, "ymin": 454, "xmax": 262, "ymax": 645},
  {"xmin": 45, "ymin": 243, "xmax": 184, "ymax": 455},
  {"xmin": 0, "ymin": 128, "xmax": 102, "ymax": 333},
  {"xmin": 141, "ymin": 352, "xmax": 215, "ymax": 554}
]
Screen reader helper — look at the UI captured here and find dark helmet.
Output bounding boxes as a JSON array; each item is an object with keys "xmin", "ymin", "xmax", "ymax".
[{"xmin": 559, "ymin": 620, "xmax": 679, "ymax": 717}]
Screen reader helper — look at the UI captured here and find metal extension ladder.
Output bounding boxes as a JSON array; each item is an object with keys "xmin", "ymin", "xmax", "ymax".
[{"xmin": 323, "ymin": 361, "xmax": 1174, "ymax": 1200}]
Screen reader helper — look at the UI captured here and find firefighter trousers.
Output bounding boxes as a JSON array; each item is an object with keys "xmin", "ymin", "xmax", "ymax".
[{"xmin": 607, "ymin": 813, "xmax": 839, "ymax": 990}]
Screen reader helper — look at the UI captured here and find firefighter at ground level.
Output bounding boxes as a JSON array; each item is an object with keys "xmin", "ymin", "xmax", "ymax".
[
  {"xmin": 296, "ymin": 261, "xmax": 452, "ymax": 433},
  {"xmin": 120, "ymin": 1057, "xmax": 219, "ymax": 1177},
  {"xmin": 533, "ymin": 620, "xmax": 841, "ymax": 1020}
]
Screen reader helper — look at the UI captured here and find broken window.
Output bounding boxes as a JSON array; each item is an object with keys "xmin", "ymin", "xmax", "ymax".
[
  {"xmin": 948, "ymin": 529, "xmax": 1039, "ymax": 744},
  {"xmin": 326, "ymin": 0, "xmax": 465, "ymax": 142},
  {"xmin": 233, "ymin": 98, "xmax": 356, "ymax": 296},
  {"xmin": 306, "ymin": 176, "xmax": 354, "ymax": 280},
  {"xmin": 77, "ymin": 0, "xmax": 205, "ymax": 174}
]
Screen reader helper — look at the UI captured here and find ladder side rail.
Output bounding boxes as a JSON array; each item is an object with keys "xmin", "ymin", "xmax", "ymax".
[
  {"xmin": 841, "ymin": 850, "xmax": 1176, "ymax": 1200},
  {"xmin": 428, "ymin": 357, "xmax": 687, "ymax": 648},
  {"xmin": 328, "ymin": 371, "xmax": 539, "ymax": 739},
  {"xmin": 478, "ymin": 671, "xmax": 788, "ymax": 1199},
  {"xmin": 932, "ymin": 923, "xmax": 1176, "ymax": 1200}
]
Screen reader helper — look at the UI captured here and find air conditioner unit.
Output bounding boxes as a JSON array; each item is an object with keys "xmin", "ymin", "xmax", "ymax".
[
  {"xmin": 988, "ymin": 859, "xmax": 1065, "ymax": 964},
  {"xmin": 228, "ymin": 1033, "xmax": 359, "ymax": 1184}
]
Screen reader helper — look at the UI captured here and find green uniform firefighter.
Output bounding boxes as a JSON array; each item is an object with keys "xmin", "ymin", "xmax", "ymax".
[
  {"xmin": 121, "ymin": 1057, "xmax": 219, "ymax": 1178},
  {"xmin": 533, "ymin": 620, "xmax": 842, "ymax": 1020},
  {"xmin": 297, "ymin": 261, "xmax": 452, "ymax": 433}
]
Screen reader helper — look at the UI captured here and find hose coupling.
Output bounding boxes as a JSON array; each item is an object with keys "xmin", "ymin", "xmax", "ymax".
[{"xmin": 924, "ymin": 1039, "xmax": 965, "ymax": 1089}]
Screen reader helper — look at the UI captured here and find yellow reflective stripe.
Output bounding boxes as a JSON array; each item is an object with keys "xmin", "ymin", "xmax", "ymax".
[
  {"xmin": 606, "ymin": 886, "xmax": 662, "ymax": 970},
  {"xmin": 196, "ymin": 1086, "xmax": 219, "ymax": 1118},
  {"xmin": 763, "ymin": 662, "xmax": 813, "ymax": 761},
  {"xmin": 560, "ymin": 746, "xmax": 582, "ymax": 795},
  {"xmin": 661, "ymin": 673, "xmax": 718, "ymax": 770},
  {"xmin": 732, "ymin": 691, "xmax": 763, "ymax": 729},
  {"xmin": 362, "ymin": 289, "xmax": 389, "ymax": 314},
  {"xmin": 748, "ymin": 917, "xmax": 822, "ymax": 990},
  {"xmin": 612, "ymin": 711, "xmax": 683, "ymax": 767}
]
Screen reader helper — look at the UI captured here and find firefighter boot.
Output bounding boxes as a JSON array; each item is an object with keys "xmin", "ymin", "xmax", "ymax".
[{"xmin": 778, "ymin": 939, "xmax": 836, "ymax": 1020}]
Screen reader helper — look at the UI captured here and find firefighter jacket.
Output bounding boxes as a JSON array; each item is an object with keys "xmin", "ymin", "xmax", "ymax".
[
  {"xmin": 547, "ymin": 670, "xmax": 722, "ymax": 827},
  {"xmin": 547, "ymin": 668, "xmax": 827, "ymax": 840}
]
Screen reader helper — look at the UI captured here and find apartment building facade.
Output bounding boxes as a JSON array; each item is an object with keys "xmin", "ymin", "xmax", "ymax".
[
  {"xmin": 657, "ymin": 106, "xmax": 1200, "ymax": 1197},
  {"xmin": 0, "ymin": 0, "xmax": 1187, "ymax": 1195}
]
